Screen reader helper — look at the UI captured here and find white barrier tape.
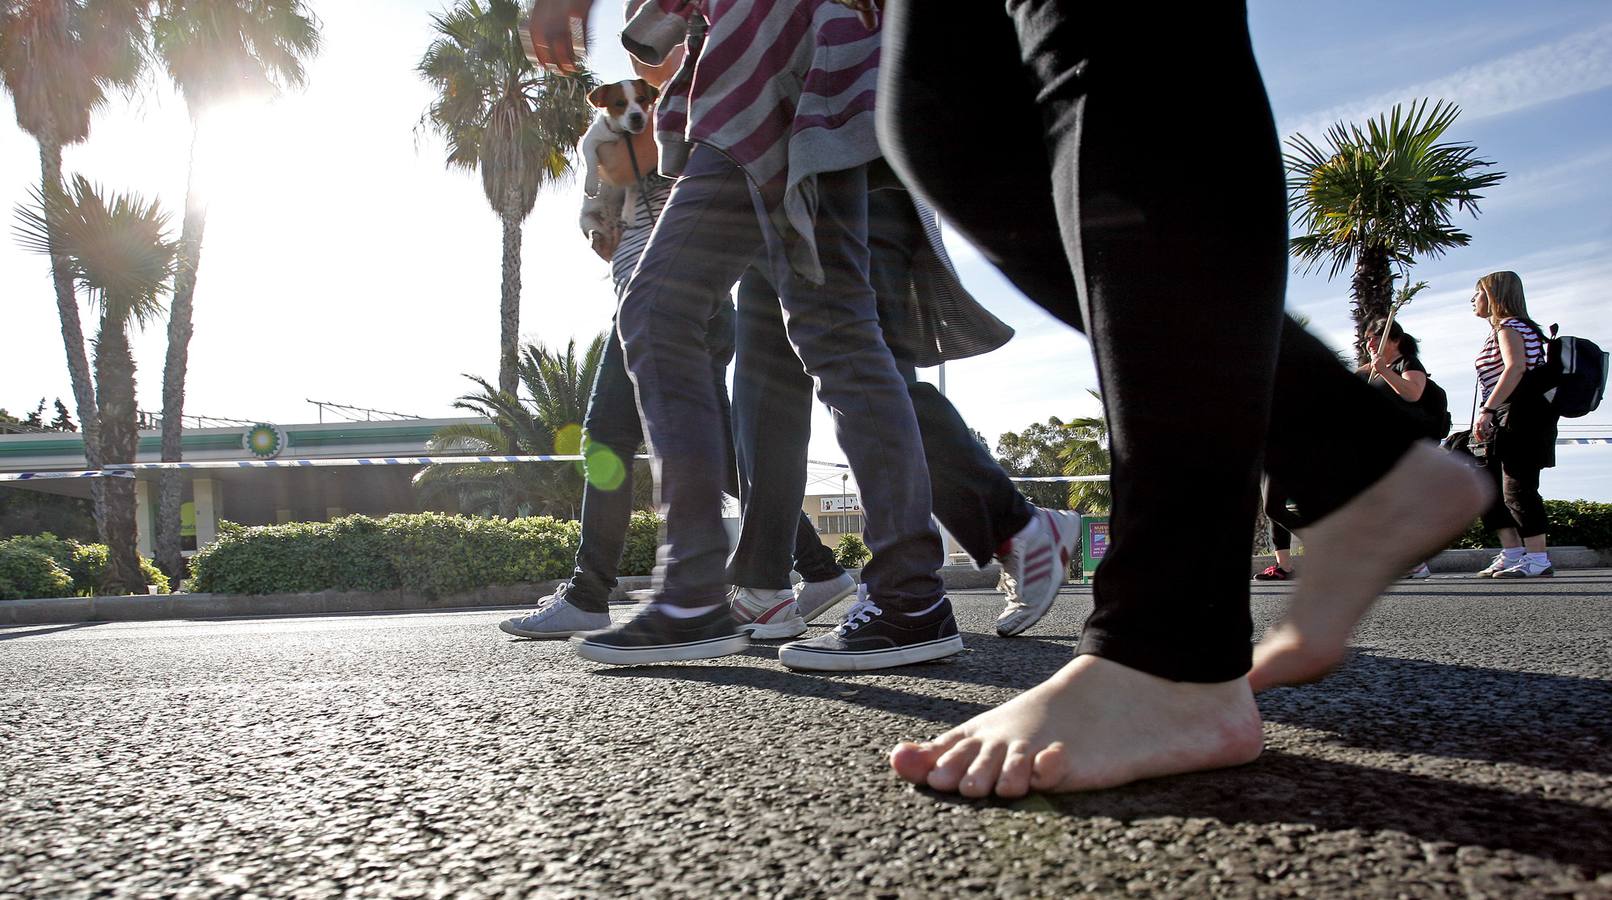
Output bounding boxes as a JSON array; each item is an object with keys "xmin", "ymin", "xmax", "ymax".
[
  {"xmin": 1, "ymin": 468, "xmax": 136, "ymax": 482},
  {"xmin": 1008, "ymin": 474, "xmax": 1111, "ymax": 483},
  {"xmin": 0, "ymin": 455, "xmax": 628, "ymax": 482}
]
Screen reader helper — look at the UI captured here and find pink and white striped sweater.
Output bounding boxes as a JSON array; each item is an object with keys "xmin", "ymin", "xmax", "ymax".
[{"xmin": 623, "ymin": 0, "xmax": 882, "ymax": 284}]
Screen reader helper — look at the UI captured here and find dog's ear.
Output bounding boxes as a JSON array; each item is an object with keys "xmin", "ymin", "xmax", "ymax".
[
  {"xmin": 587, "ymin": 84, "xmax": 613, "ymax": 108},
  {"xmin": 634, "ymin": 78, "xmax": 660, "ymax": 104}
]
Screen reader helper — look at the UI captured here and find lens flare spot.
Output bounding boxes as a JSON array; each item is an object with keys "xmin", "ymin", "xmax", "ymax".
[
  {"xmin": 554, "ymin": 424, "xmax": 583, "ymax": 456},
  {"xmin": 584, "ymin": 443, "xmax": 627, "ymax": 491}
]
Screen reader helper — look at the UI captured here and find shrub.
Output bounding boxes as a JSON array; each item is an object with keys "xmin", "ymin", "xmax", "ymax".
[
  {"xmin": 620, "ymin": 510, "xmax": 661, "ymax": 577},
  {"xmin": 0, "ymin": 543, "xmax": 74, "ymax": 601},
  {"xmin": 834, "ymin": 533, "xmax": 869, "ymax": 569},
  {"xmin": 189, "ymin": 512, "xmax": 625, "ymax": 597},
  {"xmin": 1449, "ymin": 499, "xmax": 1612, "ymax": 550},
  {"xmin": 0, "ymin": 533, "xmax": 167, "ymax": 597}
]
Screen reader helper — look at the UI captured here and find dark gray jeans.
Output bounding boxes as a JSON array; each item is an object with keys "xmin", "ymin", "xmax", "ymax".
[{"xmin": 617, "ymin": 145, "xmax": 944, "ymax": 610}]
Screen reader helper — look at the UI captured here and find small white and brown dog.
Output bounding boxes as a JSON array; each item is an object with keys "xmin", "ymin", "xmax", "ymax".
[{"xmin": 578, "ymin": 78, "xmax": 659, "ymax": 241}]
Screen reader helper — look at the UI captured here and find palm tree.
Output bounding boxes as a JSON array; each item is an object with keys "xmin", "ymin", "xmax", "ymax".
[
  {"xmin": 1, "ymin": 0, "xmax": 146, "ymax": 537},
  {"xmin": 17, "ymin": 176, "xmax": 178, "ymax": 594},
  {"xmin": 1286, "ymin": 99, "xmax": 1505, "ymax": 363},
  {"xmin": 418, "ymin": 0, "xmax": 594, "ymax": 400},
  {"xmin": 414, "ymin": 335, "xmax": 642, "ymax": 519},
  {"xmin": 1057, "ymin": 391, "xmax": 1110, "ymax": 514},
  {"xmin": 148, "ymin": 0, "xmax": 320, "ymax": 581}
]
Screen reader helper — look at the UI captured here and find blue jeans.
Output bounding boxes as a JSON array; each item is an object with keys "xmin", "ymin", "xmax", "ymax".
[{"xmin": 618, "ymin": 145, "xmax": 944, "ymax": 610}]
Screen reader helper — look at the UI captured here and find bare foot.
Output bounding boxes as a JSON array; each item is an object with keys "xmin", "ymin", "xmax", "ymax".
[
  {"xmin": 1249, "ymin": 442, "xmax": 1490, "ymax": 692},
  {"xmin": 889, "ymin": 654, "xmax": 1263, "ymax": 798}
]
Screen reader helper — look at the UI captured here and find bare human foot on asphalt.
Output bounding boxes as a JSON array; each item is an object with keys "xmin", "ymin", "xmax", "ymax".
[
  {"xmin": 889, "ymin": 654, "xmax": 1263, "ymax": 798},
  {"xmin": 1248, "ymin": 441, "xmax": 1491, "ymax": 692}
]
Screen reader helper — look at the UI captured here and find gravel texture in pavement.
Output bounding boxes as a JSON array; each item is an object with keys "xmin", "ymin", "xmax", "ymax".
[{"xmin": 2, "ymin": 573, "xmax": 1610, "ymax": 897}]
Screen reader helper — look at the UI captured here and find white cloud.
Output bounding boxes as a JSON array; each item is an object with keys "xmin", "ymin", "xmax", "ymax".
[{"xmin": 1280, "ymin": 20, "xmax": 1612, "ymax": 140}]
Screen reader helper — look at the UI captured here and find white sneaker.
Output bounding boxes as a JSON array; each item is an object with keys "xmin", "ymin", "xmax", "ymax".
[
  {"xmin": 498, "ymin": 583, "xmax": 611, "ymax": 639},
  {"xmin": 1476, "ymin": 553, "xmax": 1517, "ymax": 578},
  {"xmin": 1406, "ymin": 562, "xmax": 1432, "ymax": 579},
  {"xmin": 794, "ymin": 571, "xmax": 856, "ymax": 622},
  {"xmin": 728, "ymin": 586, "xmax": 807, "ymax": 639},
  {"xmin": 1494, "ymin": 556, "xmax": 1554, "ymax": 578},
  {"xmin": 995, "ymin": 508, "xmax": 1081, "ymax": 637}
]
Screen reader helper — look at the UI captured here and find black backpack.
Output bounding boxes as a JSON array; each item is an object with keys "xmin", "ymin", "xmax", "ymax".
[
  {"xmin": 1539, "ymin": 325, "xmax": 1609, "ymax": 418},
  {"xmin": 1419, "ymin": 376, "xmax": 1452, "ymax": 441}
]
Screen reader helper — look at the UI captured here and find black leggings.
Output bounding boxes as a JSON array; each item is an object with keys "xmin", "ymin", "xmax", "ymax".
[
  {"xmin": 1479, "ymin": 458, "xmax": 1548, "ymax": 539},
  {"xmin": 879, "ymin": 0, "xmax": 1425, "ymax": 681}
]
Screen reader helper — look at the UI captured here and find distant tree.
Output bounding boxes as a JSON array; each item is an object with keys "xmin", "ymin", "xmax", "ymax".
[
  {"xmin": 148, "ymin": 0, "xmax": 321, "ymax": 581},
  {"xmin": 1286, "ymin": 99, "xmax": 1504, "ymax": 363},
  {"xmin": 22, "ymin": 398, "xmax": 45, "ymax": 428},
  {"xmin": 50, "ymin": 398, "xmax": 75, "ymax": 432},
  {"xmin": 995, "ymin": 418, "xmax": 1078, "ymax": 512},
  {"xmin": 17, "ymin": 175, "xmax": 177, "ymax": 594},
  {"xmin": 0, "ymin": 0, "xmax": 147, "ymax": 534},
  {"xmin": 418, "ymin": 0, "xmax": 594, "ymax": 400},
  {"xmin": 414, "ymin": 335, "xmax": 644, "ymax": 519},
  {"xmin": 1057, "ymin": 392, "xmax": 1111, "ymax": 514}
]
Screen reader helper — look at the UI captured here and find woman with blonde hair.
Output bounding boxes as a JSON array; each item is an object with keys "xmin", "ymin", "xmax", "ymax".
[{"xmin": 1470, "ymin": 270, "xmax": 1558, "ymax": 577}]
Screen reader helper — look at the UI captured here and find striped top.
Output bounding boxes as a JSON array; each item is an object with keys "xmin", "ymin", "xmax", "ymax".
[
  {"xmin": 610, "ymin": 175, "xmax": 676, "ymax": 294},
  {"xmin": 622, "ymin": 0, "xmax": 882, "ymax": 284},
  {"xmin": 1476, "ymin": 317, "xmax": 1545, "ymax": 405}
]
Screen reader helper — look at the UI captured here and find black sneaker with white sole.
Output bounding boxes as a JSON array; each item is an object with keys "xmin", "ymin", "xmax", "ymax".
[
  {"xmin": 777, "ymin": 596, "xmax": 964, "ymax": 672},
  {"xmin": 571, "ymin": 602, "xmax": 748, "ymax": 665}
]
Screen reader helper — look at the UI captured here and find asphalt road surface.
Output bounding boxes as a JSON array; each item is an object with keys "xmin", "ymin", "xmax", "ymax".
[{"xmin": 3, "ymin": 572, "xmax": 1610, "ymax": 898}]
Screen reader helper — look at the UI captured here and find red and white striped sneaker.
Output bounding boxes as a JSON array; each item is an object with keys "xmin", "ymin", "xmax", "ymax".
[
  {"xmin": 995, "ymin": 508, "xmax": 1081, "ymax": 637},
  {"xmin": 729, "ymin": 586, "xmax": 808, "ymax": 639}
]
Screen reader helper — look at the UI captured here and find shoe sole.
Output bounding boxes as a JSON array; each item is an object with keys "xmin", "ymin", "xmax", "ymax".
[
  {"xmin": 739, "ymin": 619, "xmax": 808, "ymax": 640},
  {"xmin": 777, "ymin": 634, "xmax": 965, "ymax": 672},
  {"xmin": 499, "ymin": 619, "xmax": 605, "ymax": 640},
  {"xmin": 569, "ymin": 632, "xmax": 749, "ymax": 665},
  {"xmin": 796, "ymin": 578, "xmax": 857, "ymax": 623},
  {"xmin": 1493, "ymin": 569, "xmax": 1553, "ymax": 579}
]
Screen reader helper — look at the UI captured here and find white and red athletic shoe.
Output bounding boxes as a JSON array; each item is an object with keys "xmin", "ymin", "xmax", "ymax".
[
  {"xmin": 729, "ymin": 586, "xmax": 808, "ymax": 639},
  {"xmin": 994, "ymin": 508, "xmax": 1081, "ymax": 637}
]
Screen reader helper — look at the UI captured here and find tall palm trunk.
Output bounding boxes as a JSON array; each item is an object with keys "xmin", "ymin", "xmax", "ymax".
[
  {"xmin": 498, "ymin": 203, "xmax": 522, "ymax": 397},
  {"xmin": 39, "ymin": 137, "xmax": 108, "ymax": 540},
  {"xmin": 94, "ymin": 320, "xmax": 146, "ymax": 595},
  {"xmin": 496, "ymin": 200, "xmax": 523, "ymax": 519},
  {"xmin": 156, "ymin": 127, "xmax": 207, "ymax": 582},
  {"xmin": 1349, "ymin": 244, "xmax": 1395, "ymax": 364}
]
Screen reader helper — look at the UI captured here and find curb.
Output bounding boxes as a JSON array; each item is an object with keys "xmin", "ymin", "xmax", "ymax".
[
  {"xmin": 5, "ymin": 551, "xmax": 1606, "ymax": 628},
  {"xmin": 1249, "ymin": 545, "xmax": 1608, "ymax": 577},
  {"xmin": 0, "ymin": 564, "xmax": 1008, "ymax": 628}
]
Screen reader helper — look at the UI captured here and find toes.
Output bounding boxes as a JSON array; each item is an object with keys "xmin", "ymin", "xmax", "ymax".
[
  {"xmin": 1030, "ymin": 741, "xmax": 1069, "ymax": 792},
  {"xmin": 994, "ymin": 740, "xmax": 1035, "ymax": 799},
  {"xmin": 927, "ymin": 738, "xmax": 984, "ymax": 793},
  {"xmin": 890, "ymin": 729, "xmax": 967, "ymax": 785},
  {"xmin": 958, "ymin": 741, "xmax": 1009, "ymax": 799}
]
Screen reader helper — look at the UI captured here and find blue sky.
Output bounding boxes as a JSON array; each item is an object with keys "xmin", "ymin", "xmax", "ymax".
[{"xmin": 1, "ymin": 0, "xmax": 1608, "ymax": 500}]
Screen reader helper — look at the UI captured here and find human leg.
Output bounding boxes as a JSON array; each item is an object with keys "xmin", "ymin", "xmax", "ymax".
[
  {"xmin": 573, "ymin": 146, "xmax": 762, "ymax": 664},
  {"xmin": 879, "ymin": 0, "xmax": 1486, "ymax": 794},
  {"xmin": 763, "ymin": 164, "xmax": 960, "ymax": 671},
  {"xmin": 499, "ymin": 322, "xmax": 637, "ymax": 638}
]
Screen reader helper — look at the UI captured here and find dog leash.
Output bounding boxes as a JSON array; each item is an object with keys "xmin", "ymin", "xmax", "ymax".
[{"xmin": 623, "ymin": 130, "xmax": 659, "ymax": 226}]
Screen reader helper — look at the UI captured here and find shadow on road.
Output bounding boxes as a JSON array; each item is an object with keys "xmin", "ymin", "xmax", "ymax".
[
  {"xmin": 994, "ymin": 750, "xmax": 1612, "ymax": 877},
  {"xmin": 0, "ymin": 622, "xmax": 107, "ymax": 641},
  {"xmin": 1261, "ymin": 652, "xmax": 1612, "ymax": 776}
]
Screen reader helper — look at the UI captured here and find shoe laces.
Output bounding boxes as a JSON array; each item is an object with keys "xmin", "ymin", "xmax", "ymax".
[
  {"xmin": 837, "ymin": 598, "xmax": 884, "ymax": 634},
  {"xmin": 527, "ymin": 582, "xmax": 571, "ymax": 615}
]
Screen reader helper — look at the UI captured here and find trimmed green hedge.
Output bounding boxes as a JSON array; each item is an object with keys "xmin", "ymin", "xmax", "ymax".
[
  {"xmin": 0, "ymin": 533, "xmax": 169, "ymax": 600},
  {"xmin": 1450, "ymin": 499, "xmax": 1612, "ymax": 551},
  {"xmin": 190, "ymin": 511, "xmax": 663, "ymax": 597}
]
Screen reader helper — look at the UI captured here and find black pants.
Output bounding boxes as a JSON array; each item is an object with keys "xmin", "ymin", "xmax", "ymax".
[
  {"xmin": 880, "ymin": 0, "xmax": 1423, "ymax": 681},
  {"xmin": 1479, "ymin": 457, "xmax": 1548, "ymax": 539},
  {"xmin": 1262, "ymin": 476, "xmax": 1302, "ymax": 553}
]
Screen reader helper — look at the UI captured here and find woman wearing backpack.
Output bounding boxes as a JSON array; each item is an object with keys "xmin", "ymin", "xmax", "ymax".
[{"xmin": 1470, "ymin": 271, "xmax": 1558, "ymax": 578}]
